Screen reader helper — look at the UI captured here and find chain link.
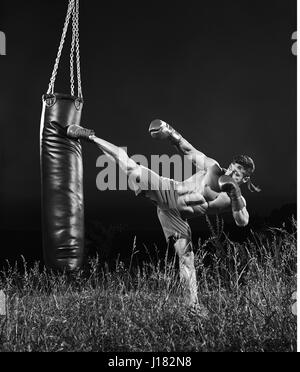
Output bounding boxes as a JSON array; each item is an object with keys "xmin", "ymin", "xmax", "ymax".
[
  {"xmin": 47, "ymin": 0, "xmax": 75, "ymax": 95},
  {"xmin": 70, "ymin": 3, "xmax": 76, "ymax": 96},
  {"xmin": 47, "ymin": 0, "xmax": 83, "ymax": 99},
  {"xmin": 74, "ymin": 0, "xmax": 83, "ymax": 98}
]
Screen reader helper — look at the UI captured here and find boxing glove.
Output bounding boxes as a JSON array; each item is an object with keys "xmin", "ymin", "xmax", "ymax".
[
  {"xmin": 218, "ymin": 175, "xmax": 245, "ymax": 212},
  {"xmin": 149, "ymin": 119, "xmax": 182, "ymax": 145}
]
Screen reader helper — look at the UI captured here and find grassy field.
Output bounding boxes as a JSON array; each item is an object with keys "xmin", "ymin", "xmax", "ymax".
[{"xmin": 0, "ymin": 218, "xmax": 297, "ymax": 352}]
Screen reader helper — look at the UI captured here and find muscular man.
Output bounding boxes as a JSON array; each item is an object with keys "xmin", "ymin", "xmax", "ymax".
[{"xmin": 67, "ymin": 121, "xmax": 260, "ymax": 314}]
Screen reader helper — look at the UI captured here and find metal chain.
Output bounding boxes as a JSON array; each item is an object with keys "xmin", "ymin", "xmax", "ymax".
[
  {"xmin": 74, "ymin": 0, "xmax": 83, "ymax": 98},
  {"xmin": 47, "ymin": 0, "xmax": 75, "ymax": 95},
  {"xmin": 70, "ymin": 4, "xmax": 76, "ymax": 96},
  {"xmin": 46, "ymin": 0, "xmax": 82, "ymax": 99}
]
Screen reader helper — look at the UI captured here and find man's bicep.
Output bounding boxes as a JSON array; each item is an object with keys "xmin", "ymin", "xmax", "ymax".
[
  {"xmin": 176, "ymin": 137, "xmax": 219, "ymax": 171},
  {"xmin": 204, "ymin": 156, "xmax": 220, "ymax": 170},
  {"xmin": 193, "ymin": 151, "xmax": 219, "ymax": 171},
  {"xmin": 232, "ymin": 197, "xmax": 249, "ymax": 226},
  {"xmin": 233, "ymin": 207, "xmax": 249, "ymax": 227},
  {"xmin": 241, "ymin": 196, "xmax": 247, "ymax": 207}
]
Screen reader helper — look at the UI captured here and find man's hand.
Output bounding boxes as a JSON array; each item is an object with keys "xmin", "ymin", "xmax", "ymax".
[
  {"xmin": 218, "ymin": 175, "xmax": 245, "ymax": 212},
  {"xmin": 149, "ymin": 119, "xmax": 182, "ymax": 145}
]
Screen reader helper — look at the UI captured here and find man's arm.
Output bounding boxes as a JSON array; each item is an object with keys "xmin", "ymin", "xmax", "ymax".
[
  {"xmin": 218, "ymin": 176, "xmax": 249, "ymax": 227},
  {"xmin": 232, "ymin": 197, "xmax": 249, "ymax": 227},
  {"xmin": 149, "ymin": 120, "xmax": 219, "ymax": 171},
  {"xmin": 180, "ymin": 190, "xmax": 249, "ymax": 226},
  {"xmin": 174, "ymin": 136, "xmax": 219, "ymax": 171}
]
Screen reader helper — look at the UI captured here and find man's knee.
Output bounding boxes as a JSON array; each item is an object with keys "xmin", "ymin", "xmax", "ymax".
[
  {"xmin": 128, "ymin": 162, "xmax": 142, "ymax": 180},
  {"xmin": 127, "ymin": 165, "xmax": 143, "ymax": 193},
  {"xmin": 173, "ymin": 238, "xmax": 194, "ymax": 261}
]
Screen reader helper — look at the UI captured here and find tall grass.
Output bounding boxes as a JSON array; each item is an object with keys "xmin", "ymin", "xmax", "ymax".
[{"xmin": 0, "ymin": 219, "xmax": 297, "ymax": 352}]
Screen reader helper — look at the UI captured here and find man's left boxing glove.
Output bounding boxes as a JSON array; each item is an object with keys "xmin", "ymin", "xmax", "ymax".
[
  {"xmin": 218, "ymin": 175, "xmax": 245, "ymax": 212},
  {"xmin": 149, "ymin": 119, "xmax": 182, "ymax": 145}
]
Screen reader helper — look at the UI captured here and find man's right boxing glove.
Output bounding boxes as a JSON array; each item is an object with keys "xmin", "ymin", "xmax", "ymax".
[
  {"xmin": 218, "ymin": 175, "xmax": 245, "ymax": 212},
  {"xmin": 149, "ymin": 119, "xmax": 182, "ymax": 145}
]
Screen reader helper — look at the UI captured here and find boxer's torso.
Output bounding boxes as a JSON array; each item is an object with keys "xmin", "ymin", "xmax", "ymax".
[{"xmin": 175, "ymin": 164, "xmax": 231, "ymax": 218}]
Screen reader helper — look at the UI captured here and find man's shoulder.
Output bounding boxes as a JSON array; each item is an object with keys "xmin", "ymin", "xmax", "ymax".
[
  {"xmin": 207, "ymin": 160, "xmax": 222, "ymax": 170},
  {"xmin": 207, "ymin": 162, "xmax": 226, "ymax": 177}
]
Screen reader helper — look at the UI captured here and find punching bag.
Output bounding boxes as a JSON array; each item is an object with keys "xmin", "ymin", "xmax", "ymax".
[
  {"xmin": 40, "ymin": 0, "xmax": 85, "ymax": 271},
  {"xmin": 40, "ymin": 93, "xmax": 85, "ymax": 271}
]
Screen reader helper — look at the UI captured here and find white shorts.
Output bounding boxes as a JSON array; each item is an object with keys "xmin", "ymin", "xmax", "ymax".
[{"xmin": 132, "ymin": 166, "xmax": 192, "ymax": 241}]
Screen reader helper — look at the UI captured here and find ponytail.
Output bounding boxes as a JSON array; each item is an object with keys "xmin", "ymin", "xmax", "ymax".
[{"xmin": 247, "ymin": 179, "xmax": 261, "ymax": 193}]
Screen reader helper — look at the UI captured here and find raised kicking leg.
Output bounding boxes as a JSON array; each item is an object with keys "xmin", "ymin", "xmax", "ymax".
[{"xmin": 67, "ymin": 124, "xmax": 141, "ymax": 177}]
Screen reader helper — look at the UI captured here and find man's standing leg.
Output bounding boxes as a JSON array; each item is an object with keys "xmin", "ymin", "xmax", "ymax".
[
  {"xmin": 173, "ymin": 238, "xmax": 199, "ymax": 307},
  {"xmin": 156, "ymin": 207, "xmax": 208, "ymax": 314}
]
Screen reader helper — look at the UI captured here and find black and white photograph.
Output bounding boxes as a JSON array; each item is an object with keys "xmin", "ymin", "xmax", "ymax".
[{"xmin": 0, "ymin": 0, "xmax": 297, "ymax": 355}]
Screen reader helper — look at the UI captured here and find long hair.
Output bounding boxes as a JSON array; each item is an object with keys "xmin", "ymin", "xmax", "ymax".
[{"xmin": 246, "ymin": 179, "xmax": 262, "ymax": 193}]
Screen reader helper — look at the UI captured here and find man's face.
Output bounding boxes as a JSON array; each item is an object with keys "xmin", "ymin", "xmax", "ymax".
[{"xmin": 225, "ymin": 163, "xmax": 249, "ymax": 185}]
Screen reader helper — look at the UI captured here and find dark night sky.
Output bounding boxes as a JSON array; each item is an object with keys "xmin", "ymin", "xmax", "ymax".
[{"xmin": 0, "ymin": 1, "xmax": 297, "ymax": 233}]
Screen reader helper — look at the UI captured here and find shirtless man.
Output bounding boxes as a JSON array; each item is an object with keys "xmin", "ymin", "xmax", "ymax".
[{"xmin": 67, "ymin": 121, "xmax": 260, "ymax": 313}]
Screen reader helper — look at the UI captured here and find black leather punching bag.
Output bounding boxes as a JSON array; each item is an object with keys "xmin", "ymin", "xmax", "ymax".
[{"xmin": 40, "ymin": 93, "xmax": 85, "ymax": 271}]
